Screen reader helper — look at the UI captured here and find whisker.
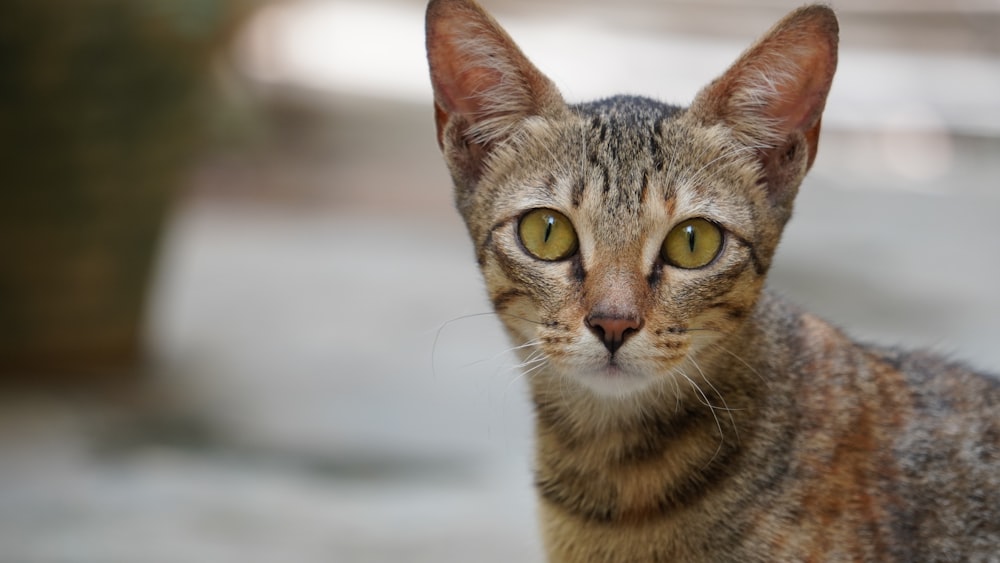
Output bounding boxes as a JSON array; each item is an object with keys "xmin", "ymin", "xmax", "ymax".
[
  {"xmin": 486, "ymin": 345, "xmax": 544, "ymax": 389},
  {"xmin": 673, "ymin": 367, "xmax": 725, "ymax": 463},
  {"xmin": 505, "ymin": 355, "xmax": 549, "ymax": 395},
  {"xmin": 467, "ymin": 338, "xmax": 543, "ymax": 370},
  {"xmin": 432, "ymin": 310, "xmax": 546, "ymax": 377},
  {"xmin": 517, "ymin": 345, "xmax": 545, "ymax": 363},
  {"xmin": 432, "ymin": 312, "xmax": 500, "ymax": 377},
  {"xmin": 678, "ymin": 326, "xmax": 725, "ymax": 335},
  {"xmin": 688, "ymin": 356, "xmax": 741, "ymax": 444},
  {"xmin": 508, "ymin": 350, "xmax": 546, "ymax": 374},
  {"xmin": 661, "ymin": 365, "xmax": 684, "ymax": 414}
]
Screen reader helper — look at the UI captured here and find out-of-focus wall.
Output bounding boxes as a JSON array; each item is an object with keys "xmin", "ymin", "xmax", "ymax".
[{"xmin": 0, "ymin": 0, "xmax": 254, "ymax": 379}]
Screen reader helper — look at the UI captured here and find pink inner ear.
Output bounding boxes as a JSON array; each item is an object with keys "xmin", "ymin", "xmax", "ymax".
[
  {"xmin": 765, "ymin": 40, "xmax": 837, "ymax": 137},
  {"xmin": 430, "ymin": 38, "xmax": 503, "ymax": 119},
  {"xmin": 426, "ymin": 0, "xmax": 565, "ymax": 148},
  {"xmin": 427, "ymin": 2, "xmax": 488, "ymax": 118},
  {"xmin": 427, "ymin": 0, "xmax": 527, "ymax": 124},
  {"xmin": 427, "ymin": 23, "xmax": 468, "ymax": 116}
]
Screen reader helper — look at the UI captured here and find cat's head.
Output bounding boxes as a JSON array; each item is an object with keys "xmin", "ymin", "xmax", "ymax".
[{"xmin": 426, "ymin": 0, "xmax": 837, "ymax": 398}]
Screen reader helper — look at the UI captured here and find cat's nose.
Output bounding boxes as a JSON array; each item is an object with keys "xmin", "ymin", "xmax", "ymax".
[{"xmin": 585, "ymin": 315, "xmax": 643, "ymax": 355}]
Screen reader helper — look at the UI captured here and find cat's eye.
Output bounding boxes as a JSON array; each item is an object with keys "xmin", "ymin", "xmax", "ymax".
[
  {"xmin": 662, "ymin": 218, "xmax": 724, "ymax": 269},
  {"xmin": 518, "ymin": 208, "xmax": 578, "ymax": 261}
]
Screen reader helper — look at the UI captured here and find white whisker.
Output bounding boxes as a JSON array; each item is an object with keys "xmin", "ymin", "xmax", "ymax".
[
  {"xmin": 506, "ymin": 355, "xmax": 549, "ymax": 393},
  {"xmin": 672, "ymin": 367, "xmax": 725, "ymax": 462},
  {"xmin": 470, "ymin": 338, "xmax": 543, "ymax": 370},
  {"xmin": 688, "ymin": 356, "xmax": 741, "ymax": 445},
  {"xmin": 431, "ymin": 311, "xmax": 503, "ymax": 377}
]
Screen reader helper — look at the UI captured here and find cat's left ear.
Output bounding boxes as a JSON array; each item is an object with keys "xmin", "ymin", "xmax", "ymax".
[{"xmin": 690, "ymin": 5, "xmax": 838, "ymax": 202}]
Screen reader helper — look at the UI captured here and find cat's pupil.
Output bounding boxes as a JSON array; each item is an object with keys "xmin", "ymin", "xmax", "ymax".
[
  {"xmin": 685, "ymin": 226, "xmax": 696, "ymax": 253},
  {"xmin": 544, "ymin": 217, "xmax": 554, "ymax": 243}
]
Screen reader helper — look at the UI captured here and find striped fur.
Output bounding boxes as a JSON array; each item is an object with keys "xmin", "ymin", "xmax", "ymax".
[{"xmin": 426, "ymin": 1, "xmax": 1000, "ymax": 561}]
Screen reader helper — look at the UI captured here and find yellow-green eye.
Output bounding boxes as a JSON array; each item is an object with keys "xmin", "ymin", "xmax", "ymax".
[
  {"xmin": 518, "ymin": 208, "xmax": 578, "ymax": 261},
  {"xmin": 662, "ymin": 218, "xmax": 724, "ymax": 269}
]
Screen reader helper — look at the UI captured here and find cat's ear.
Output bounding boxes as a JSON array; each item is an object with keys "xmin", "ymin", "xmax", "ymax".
[
  {"xmin": 426, "ymin": 0, "xmax": 565, "ymax": 179},
  {"xmin": 690, "ymin": 5, "xmax": 838, "ymax": 200}
]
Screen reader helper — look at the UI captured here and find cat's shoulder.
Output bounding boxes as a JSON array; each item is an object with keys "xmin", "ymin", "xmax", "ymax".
[{"xmin": 755, "ymin": 288, "xmax": 1000, "ymax": 396}]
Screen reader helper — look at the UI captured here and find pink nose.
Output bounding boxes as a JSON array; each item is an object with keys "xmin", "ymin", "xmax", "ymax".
[{"xmin": 585, "ymin": 315, "xmax": 643, "ymax": 354}]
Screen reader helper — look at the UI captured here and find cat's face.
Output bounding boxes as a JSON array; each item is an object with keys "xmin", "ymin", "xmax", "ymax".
[
  {"xmin": 427, "ymin": 0, "xmax": 837, "ymax": 397},
  {"xmin": 468, "ymin": 103, "xmax": 774, "ymax": 396}
]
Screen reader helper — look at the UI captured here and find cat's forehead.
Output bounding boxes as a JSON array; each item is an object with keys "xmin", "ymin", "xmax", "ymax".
[
  {"xmin": 567, "ymin": 97, "xmax": 749, "ymax": 224},
  {"xmin": 573, "ymin": 95, "xmax": 683, "ymax": 127},
  {"xmin": 570, "ymin": 96, "xmax": 682, "ymax": 209}
]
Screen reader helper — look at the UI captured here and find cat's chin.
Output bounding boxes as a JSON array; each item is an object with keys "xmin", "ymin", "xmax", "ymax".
[{"xmin": 573, "ymin": 365, "xmax": 658, "ymax": 398}]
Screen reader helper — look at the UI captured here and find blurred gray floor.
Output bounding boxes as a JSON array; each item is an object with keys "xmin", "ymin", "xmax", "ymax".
[{"xmin": 3, "ymin": 2, "xmax": 1000, "ymax": 562}]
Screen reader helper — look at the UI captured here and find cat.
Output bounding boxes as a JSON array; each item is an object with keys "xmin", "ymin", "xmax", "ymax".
[{"xmin": 425, "ymin": 0, "xmax": 1000, "ymax": 561}]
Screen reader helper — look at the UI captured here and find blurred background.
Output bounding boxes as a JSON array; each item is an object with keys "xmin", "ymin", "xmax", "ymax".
[{"xmin": 0, "ymin": 0, "xmax": 997, "ymax": 561}]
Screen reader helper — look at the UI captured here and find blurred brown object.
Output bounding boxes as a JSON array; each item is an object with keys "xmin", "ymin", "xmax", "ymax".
[{"xmin": 0, "ymin": 0, "xmax": 255, "ymax": 379}]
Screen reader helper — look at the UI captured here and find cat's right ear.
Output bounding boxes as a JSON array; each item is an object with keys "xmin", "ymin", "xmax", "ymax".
[{"xmin": 426, "ymin": 0, "xmax": 564, "ymax": 180}]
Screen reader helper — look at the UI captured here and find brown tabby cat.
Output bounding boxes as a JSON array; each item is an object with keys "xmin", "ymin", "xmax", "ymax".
[{"xmin": 425, "ymin": 1, "xmax": 1000, "ymax": 561}]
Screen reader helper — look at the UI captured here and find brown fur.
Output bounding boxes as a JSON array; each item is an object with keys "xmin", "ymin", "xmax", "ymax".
[{"xmin": 426, "ymin": 1, "xmax": 1000, "ymax": 561}]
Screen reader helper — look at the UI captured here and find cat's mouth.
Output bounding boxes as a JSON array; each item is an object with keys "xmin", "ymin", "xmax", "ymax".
[
  {"xmin": 603, "ymin": 361, "xmax": 625, "ymax": 375},
  {"xmin": 604, "ymin": 356, "xmax": 639, "ymax": 375}
]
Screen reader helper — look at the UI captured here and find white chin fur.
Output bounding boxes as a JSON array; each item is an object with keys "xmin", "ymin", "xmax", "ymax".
[{"xmin": 573, "ymin": 367, "xmax": 658, "ymax": 398}]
